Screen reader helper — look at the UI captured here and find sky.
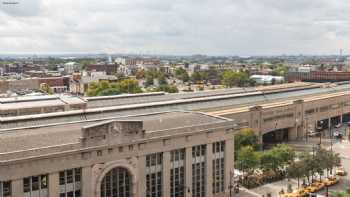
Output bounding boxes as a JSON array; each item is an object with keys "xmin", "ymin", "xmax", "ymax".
[{"xmin": 1, "ymin": 0, "xmax": 350, "ymax": 56}]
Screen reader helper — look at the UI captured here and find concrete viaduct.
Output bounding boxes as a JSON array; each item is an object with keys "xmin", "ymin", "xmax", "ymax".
[{"xmin": 2, "ymin": 82, "xmax": 350, "ymax": 144}]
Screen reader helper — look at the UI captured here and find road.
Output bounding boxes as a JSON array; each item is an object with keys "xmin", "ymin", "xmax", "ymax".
[{"xmin": 234, "ymin": 139, "xmax": 350, "ymax": 197}]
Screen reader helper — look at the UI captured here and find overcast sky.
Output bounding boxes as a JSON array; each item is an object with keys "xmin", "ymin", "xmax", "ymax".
[{"xmin": 1, "ymin": 0, "xmax": 350, "ymax": 56}]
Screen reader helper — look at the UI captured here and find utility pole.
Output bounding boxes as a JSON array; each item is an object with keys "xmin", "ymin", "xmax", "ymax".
[{"xmin": 319, "ymin": 125, "xmax": 323, "ymax": 148}]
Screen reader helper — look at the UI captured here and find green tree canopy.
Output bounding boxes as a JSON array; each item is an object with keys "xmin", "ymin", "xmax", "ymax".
[
  {"xmin": 237, "ymin": 146, "xmax": 260, "ymax": 174},
  {"xmin": 260, "ymin": 144, "xmax": 295, "ymax": 173},
  {"xmin": 287, "ymin": 160, "xmax": 307, "ymax": 188},
  {"xmin": 174, "ymin": 67, "xmax": 190, "ymax": 82},
  {"xmin": 153, "ymin": 84, "xmax": 179, "ymax": 93},
  {"xmin": 234, "ymin": 128, "xmax": 259, "ymax": 151},
  {"xmin": 191, "ymin": 71, "xmax": 203, "ymax": 83},
  {"xmin": 145, "ymin": 69, "xmax": 168, "ymax": 86},
  {"xmin": 271, "ymin": 64, "xmax": 288, "ymax": 76},
  {"xmin": 87, "ymin": 79, "xmax": 142, "ymax": 96},
  {"xmin": 221, "ymin": 70, "xmax": 250, "ymax": 87}
]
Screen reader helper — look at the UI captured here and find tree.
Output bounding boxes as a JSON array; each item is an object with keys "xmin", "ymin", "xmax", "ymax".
[
  {"xmin": 191, "ymin": 71, "xmax": 203, "ymax": 83},
  {"xmin": 116, "ymin": 79, "xmax": 142, "ymax": 93},
  {"xmin": 40, "ymin": 84, "xmax": 53, "ymax": 95},
  {"xmin": 234, "ymin": 128, "xmax": 259, "ymax": 152},
  {"xmin": 144, "ymin": 69, "xmax": 168, "ymax": 87},
  {"xmin": 153, "ymin": 85, "xmax": 179, "ymax": 93},
  {"xmin": 271, "ymin": 64, "xmax": 288, "ymax": 76},
  {"xmin": 207, "ymin": 66, "xmax": 219, "ymax": 80},
  {"xmin": 321, "ymin": 149, "xmax": 341, "ymax": 177},
  {"xmin": 271, "ymin": 144, "xmax": 295, "ymax": 165},
  {"xmin": 287, "ymin": 161, "xmax": 306, "ymax": 188},
  {"xmin": 330, "ymin": 188, "xmax": 350, "ymax": 197},
  {"xmin": 237, "ymin": 146, "xmax": 260, "ymax": 175},
  {"xmin": 145, "ymin": 70, "xmax": 156, "ymax": 86},
  {"xmin": 260, "ymin": 150, "xmax": 280, "ymax": 173},
  {"xmin": 78, "ymin": 59, "xmax": 96, "ymax": 70},
  {"xmin": 99, "ymin": 88, "xmax": 120, "ymax": 96},
  {"xmin": 158, "ymin": 72, "xmax": 167, "ymax": 85},
  {"xmin": 87, "ymin": 81, "xmax": 99, "ymax": 96},
  {"xmin": 136, "ymin": 69, "xmax": 145, "ymax": 79},
  {"xmin": 86, "ymin": 79, "xmax": 142, "ymax": 96},
  {"xmin": 174, "ymin": 67, "xmax": 190, "ymax": 82},
  {"xmin": 299, "ymin": 149, "xmax": 322, "ymax": 184},
  {"xmin": 221, "ymin": 70, "xmax": 250, "ymax": 87}
]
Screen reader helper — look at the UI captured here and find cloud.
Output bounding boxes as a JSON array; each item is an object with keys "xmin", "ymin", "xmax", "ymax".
[
  {"xmin": 0, "ymin": 0, "xmax": 42, "ymax": 16},
  {"xmin": 0, "ymin": 0, "xmax": 350, "ymax": 55}
]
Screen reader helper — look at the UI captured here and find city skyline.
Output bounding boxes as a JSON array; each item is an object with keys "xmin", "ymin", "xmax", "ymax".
[{"xmin": 1, "ymin": 0, "xmax": 350, "ymax": 56}]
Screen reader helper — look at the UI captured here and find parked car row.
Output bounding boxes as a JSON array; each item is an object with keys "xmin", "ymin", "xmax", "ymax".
[{"xmin": 280, "ymin": 176, "xmax": 341, "ymax": 197}]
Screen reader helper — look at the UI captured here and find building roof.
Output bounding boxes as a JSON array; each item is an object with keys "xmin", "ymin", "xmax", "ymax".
[
  {"xmin": 0, "ymin": 95, "xmax": 86, "ymax": 111},
  {"xmin": 0, "ymin": 111, "xmax": 230, "ymax": 156},
  {"xmin": 3, "ymin": 82, "xmax": 350, "ymax": 130}
]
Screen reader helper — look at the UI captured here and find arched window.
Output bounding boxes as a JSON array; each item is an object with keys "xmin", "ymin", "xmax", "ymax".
[{"xmin": 100, "ymin": 167, "xmax": 132, "ymax": 197}]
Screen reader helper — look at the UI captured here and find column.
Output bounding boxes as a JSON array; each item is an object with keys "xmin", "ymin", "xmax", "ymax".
[
  {"xmin": 288, "ymin": 127, "xmax": 297, "ymax": 141},
  {"xmin": 341, "ymin": 114, "xmax": 343, "ymax": 124},
  {"xmin": 82, "ymin": 166, "xmax": 92, "ymax": 197},
  {"xmin": 224, "ymin": 138, "xmax": 235, "ymax": 195},
  {"xmin": 328, "ymin": 117, "xmax": 331, "ymax": 137},
  {"xmin": 206, "ymin": 143, "xmax": 213, "ymax": 197},
  {"xmin": 137, "ymin": 156, "xmax": 147, "ymax": 197},
  {"xmin": 162, "ymin": 151, "xmax": 171, "ymax": 197},
  {"xmin": 185, "ymin": 147, "xmax": 192, "ymax": 197},
  {"xmin": 49, "ymin": 172, "xmax": 60, "ymax": 197},
  {"xmin": 11, "ymin": 179, "xmax": 23, "ymax": 197},
  {"xmin": 249, "ymin": 106, "xmax": 263, "ymax": 144}
]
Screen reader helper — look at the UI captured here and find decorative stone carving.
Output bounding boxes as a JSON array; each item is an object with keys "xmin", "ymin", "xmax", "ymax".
[{"xmin": 80, "ymin": 120, "xmax": 144, "ymax": 147}]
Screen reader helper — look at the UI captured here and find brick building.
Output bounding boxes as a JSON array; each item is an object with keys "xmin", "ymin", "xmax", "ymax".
[{"xmin": 287, "ymin": 70, "xmax": 350, "ymax": 82}]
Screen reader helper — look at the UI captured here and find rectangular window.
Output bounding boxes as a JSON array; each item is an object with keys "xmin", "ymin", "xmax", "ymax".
[
  {"xmin": 170, "ymin": 149, "xmax": 185, "ymax": 197},
  {"xmin": 59, "ymin": 168, "xmax": 82, "ymax": 197},
  {"xmin": 212, "ymin": 141, "xmax": 225, "ymax": 194},
  {"xmin": 146, "ymin": 153, "xmax": 163, "ymax": 197},
  {"xmin": 320, "ymin": 106, "xmax": 329, "ymax": 112},
  {"xmin": 23, "ymin": 174, "xmax": 49, "ymax": 197},
  {"xmin": 192, "ymin": 144, "xmax": 206, "ymax": 197},
  {"xmin": 305, "ymin": 108, "xmax": 315, "ymax": 115},
  {"xmin": 0, "ymin": 181, "xmax": 11, "ymax": 197}
]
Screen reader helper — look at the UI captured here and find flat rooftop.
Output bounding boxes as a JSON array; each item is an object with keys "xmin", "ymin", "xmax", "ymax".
[
  {"xmin": 0, "ymin": 95, "xmax": 86, "ymax": 111},
  {"xmin": 2, "ymin": 82, "xmax": 350, "ymax": 130},
  {"xmin": 0, "ymin": 111, "xmax": 228, "ymax": 154},
  {"xmin": 86, "ymin": 82, "xmax": 317, "ymax": 108}
]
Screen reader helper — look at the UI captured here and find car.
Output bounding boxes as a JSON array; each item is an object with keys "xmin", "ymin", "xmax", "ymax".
[
  {"xmin": 294, "ymin": 189, "xmax": 307, "ymax": 197},
  {"xmin": 333, "ymin": 131, "xmax": 343, "ymax": 138},
  {"xmin": 322, "ymin": 176, "xmax": 340, "ymax": 186},
  {"xmin": 311, "ymin": 181, "xmax": 325, "ymax": 191},
  {"xmin": 335, "ymin": 123, "xmax": 342, "ymax": 128},
  {"xmin": 336, "ymin": 167, "xmax": 347, "ymax": 176},
  {"xmin": 304, "ymin": 186, "xmax": 318, "ymax": 193}
]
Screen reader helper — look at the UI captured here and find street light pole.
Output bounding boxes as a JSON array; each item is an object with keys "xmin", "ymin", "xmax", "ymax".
[{"xmin": 229, "ymin": 170, "xmax": 234, "ymax": 197}]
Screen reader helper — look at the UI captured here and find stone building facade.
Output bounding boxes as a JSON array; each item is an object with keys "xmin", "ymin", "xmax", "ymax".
[{"xmin": 0, "ymin": 111, "xmax": 237, "ymax": 197}]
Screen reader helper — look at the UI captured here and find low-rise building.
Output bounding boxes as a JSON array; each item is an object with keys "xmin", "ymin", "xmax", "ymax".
[
  {"xmin": 64, "ymin": 62, "xmax": 81, "ymax": 74},
  {"xmin": 0, "ymin": 95, "xmax": 86, "ymax": 117},
  {"xmin": 250, "ymin": 75, "xmax": 284, "ymax": 85},
  {"xmin": 0, "ymin": 111, "xmax": 236, "ymax": 197},
  {"xmin": 70, "ymin": 73, "xmax": 118, "ymax": 95}
]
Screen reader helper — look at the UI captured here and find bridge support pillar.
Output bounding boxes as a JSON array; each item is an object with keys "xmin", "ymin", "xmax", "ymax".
[{"xmin": 289, "ymin": 127, "xmax": 298, "ymax": 141}]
